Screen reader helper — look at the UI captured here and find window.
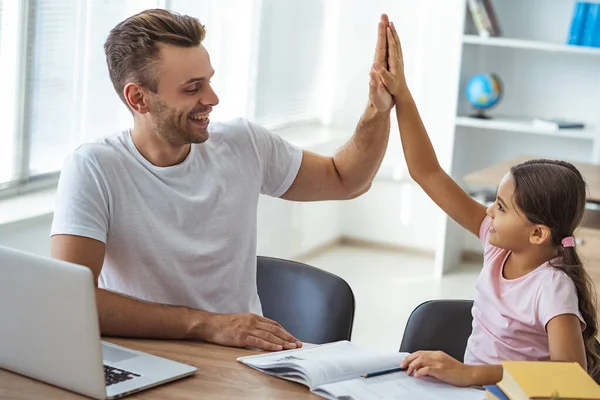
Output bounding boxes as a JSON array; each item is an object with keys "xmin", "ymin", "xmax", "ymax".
[
  {"xmin": 253, "ymin": 0, "xmax": 326, "ymax": 128},
  {"xmin": 0, "ymin": 0, "xmax": 20, "ymax": 188},
  {"xmin": 1, "ymin": 0, "xmax": 326, "ymax": 194},
  {"xmin": 2, "ymin": 0, "xmax": 159, "ymax": 193},
  {"xmin": 167, "ymin": 0, "xmax": 263, "ymax": 122},
  {"xmin": 28, "ymin": 0, "xmax": 164, "ymax": 176}
]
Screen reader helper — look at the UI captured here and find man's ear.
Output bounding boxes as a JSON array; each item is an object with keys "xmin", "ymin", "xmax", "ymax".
[
  {"xmin": 530, "ymin": 224, "xmax": 552, "ymax": 245},
  {"xmin": 124, "ymin": 83, "xmax": 150, "ymax": 114}
]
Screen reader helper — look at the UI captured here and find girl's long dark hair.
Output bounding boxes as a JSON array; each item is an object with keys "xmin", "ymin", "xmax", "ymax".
[{"xmin": 511, "ymin": 159, "xmax": 600, "ymax": 381}]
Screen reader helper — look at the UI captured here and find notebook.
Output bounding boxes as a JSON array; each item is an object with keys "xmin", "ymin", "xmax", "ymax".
[
  {"xmin": 532, "ymin": 118, "xmax": 585, "ymax": 130},
  {"xmin": 498, "ymin": 361, "xmax": 600, "ymax": 400},
  {"xmin": 237, "ymin": 341, "xmax": 484, "ymax": 400}
]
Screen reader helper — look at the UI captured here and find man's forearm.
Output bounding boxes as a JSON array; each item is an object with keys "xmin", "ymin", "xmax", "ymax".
[
  {"xmin": 96, "ymin": 288, "xmax": 211, "ymax": 340},
  {"xmin": 332, "ymin": 103, "xmax": 391, "ymax": 194}
]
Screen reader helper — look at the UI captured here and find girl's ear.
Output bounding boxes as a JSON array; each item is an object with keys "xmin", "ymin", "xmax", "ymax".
[{"xmin": 530, "ymin": 224, "xmax": 552, "ymax": 245}]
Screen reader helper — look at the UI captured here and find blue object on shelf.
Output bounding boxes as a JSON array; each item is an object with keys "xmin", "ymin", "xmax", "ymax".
[
  {"xmin": 568, "ymin": 2, "xmax": 590, "ymax": 45},
  {"xmin": 592, "ymin": 6, "xmax": 600, "ymax": 47},
  {"xmin": 465, "ymin": 73, "xmax": 502, "ymax": 118},
  {"xmin": 581, "ymin": 3, "xmax": 600, "ymax": 46}
]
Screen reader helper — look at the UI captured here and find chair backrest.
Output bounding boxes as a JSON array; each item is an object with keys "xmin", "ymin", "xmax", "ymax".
[
  {"xmin": 256, "ymin": 256, "xmax": 355, "ymax": 344},
  {"xmin": 399, "ymin": 300, "xmax": 474, "ymax": 362}
]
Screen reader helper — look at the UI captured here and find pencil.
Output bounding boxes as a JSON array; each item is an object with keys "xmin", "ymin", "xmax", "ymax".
[{"xmin": 361, "ymin": 367, "xmax": 404, "ymax": 378}]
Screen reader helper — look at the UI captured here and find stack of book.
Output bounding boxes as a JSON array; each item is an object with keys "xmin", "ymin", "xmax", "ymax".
[
  {"xmin": 568, "ymin": 2, "xmax": 600, "ymax": 47},
  {"xmin": 485, "ymin": 361, "xmax": 600, "ymax": 400}
]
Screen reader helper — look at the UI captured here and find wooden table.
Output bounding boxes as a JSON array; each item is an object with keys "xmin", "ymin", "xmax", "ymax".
[{"xmin": 0, "ymin": 338, "xmax": 319, "ymax": 400}]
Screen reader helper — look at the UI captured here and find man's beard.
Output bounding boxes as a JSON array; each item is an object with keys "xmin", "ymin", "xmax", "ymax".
[{"xmin": 149, "ymin": 96, "xmax": 207, "ymax": 145}]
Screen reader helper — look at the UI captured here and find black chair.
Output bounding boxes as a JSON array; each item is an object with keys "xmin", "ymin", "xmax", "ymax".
[
  {"xmin": 256, "ymin": 256, "xmax": 355, "ymax": 344},
  {"xmin": 399, "ymin": 299, "xmax": 474, "ymax": 362}
]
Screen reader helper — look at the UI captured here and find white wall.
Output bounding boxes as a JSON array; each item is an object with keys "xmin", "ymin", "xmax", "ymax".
[
  {"xmin": 330, "ymin": 0, "xmax": 468, "ymax": 263},
  {"xmin": 0, "ymin": 214, "xmax": 52, "ymax": 256},
  {"xmin": 326, "ymin": 0, "xmax": 428, "ymax": 250},
  {"xmin": 342, "ymin": 180, "xmax": 443, "ymax": 252},
  {"xmin": 256, "ymin": 136, "xmax": 342, "ymax": 259}
]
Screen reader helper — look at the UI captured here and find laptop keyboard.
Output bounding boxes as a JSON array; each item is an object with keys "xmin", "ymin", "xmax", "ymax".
[{"xmin": 104, "ymin": 365, "xmax": 141, "ymax": 386}]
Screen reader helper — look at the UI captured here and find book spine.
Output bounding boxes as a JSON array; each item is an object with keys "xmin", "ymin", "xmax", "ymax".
[
  {"xmin": 593, "ymin": 4, "xmax": 600, "ymax": 47},
  {"xmin": 568, "ymin": 2, "xmax": 589, "ymax": 45},
  {"xmin": 468, "ymin": 0, "xmax": 491, "ymax": 38},
  {"xmin": 482, "ymin": 0, "xmax": 500, "ymax": 36},
  {"xmin": 581, "ymin": 3, "xmax": 600, "ymax": 47},
  {"xmin": 475, "ymin": 0, "xmax": 494, "ymax": 36}
]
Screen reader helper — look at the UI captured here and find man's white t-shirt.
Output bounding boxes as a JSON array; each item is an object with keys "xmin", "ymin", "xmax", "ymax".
[{"xmin": 51, "ymin": 118, "xmax": 302, "ymax": 315}]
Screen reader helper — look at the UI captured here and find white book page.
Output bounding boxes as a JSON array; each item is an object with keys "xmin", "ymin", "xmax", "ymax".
[
  {"xmin": 238, "ymin": 341, "xmax": 408, "ymax": 388},
  {"xmin": 314, "ymin": 371, "xmax": 485, "ymax": 400}
]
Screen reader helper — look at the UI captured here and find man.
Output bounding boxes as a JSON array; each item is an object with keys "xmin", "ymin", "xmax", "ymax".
[{"xmin": 51, "ymin": 9, "xmax": 393, "ymax": 351}]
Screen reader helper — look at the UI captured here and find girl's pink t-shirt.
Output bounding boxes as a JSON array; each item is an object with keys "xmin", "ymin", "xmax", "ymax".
[{"xmin": 463, "ymin": 216, "xmax": 585, "ymax": 365}]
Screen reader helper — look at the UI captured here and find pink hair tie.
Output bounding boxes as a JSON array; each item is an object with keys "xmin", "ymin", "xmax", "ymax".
[{"xmin": 561, "ymin": 236, "xmax": 576, "ymax": 248}]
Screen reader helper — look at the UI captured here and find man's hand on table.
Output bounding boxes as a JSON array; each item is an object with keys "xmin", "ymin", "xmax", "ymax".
[{"xmin": 200, "ymin": 313, "xmax": 302, "ymax": 351}]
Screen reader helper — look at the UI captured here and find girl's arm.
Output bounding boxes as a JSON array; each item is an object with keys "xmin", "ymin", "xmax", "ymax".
[
  {"xmin": 547, "ymin": 314, "xmax": 587, "ymax": 369},
  {"xmin": 400, "ymin": 350, "xmax": 502, "ymax": 387},
  {"xmin": 375, "ymin": 23, "xmax": 487, "ymax": 237}
]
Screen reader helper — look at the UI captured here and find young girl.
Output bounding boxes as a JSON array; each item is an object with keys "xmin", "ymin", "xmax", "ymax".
[{"xmin": 372, "ymin": 22, "xmax": 600, "ymax": 386}]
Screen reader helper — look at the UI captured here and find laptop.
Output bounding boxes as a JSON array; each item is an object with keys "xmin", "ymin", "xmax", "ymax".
[{"xmin": 0, "ymin": 245, "xmax": 197, "ymax": 399}]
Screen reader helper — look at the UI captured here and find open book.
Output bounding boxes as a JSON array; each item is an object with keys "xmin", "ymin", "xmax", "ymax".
[{"xmin": 237, "ymin": 341, "xmax": 484, "ymax": 399}]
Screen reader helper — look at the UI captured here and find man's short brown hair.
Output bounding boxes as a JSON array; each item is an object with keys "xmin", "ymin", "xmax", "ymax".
[{"xmin": 104, "ymin": 9, "xmax": 206, "ymax": 107}]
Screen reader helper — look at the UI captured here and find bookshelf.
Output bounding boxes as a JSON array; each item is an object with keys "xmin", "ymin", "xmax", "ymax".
[
  {"xmin": 455, "ymin": 116, "xmax": 597, "ymax": 139},
  {"xmin": 463, "ymin": 34, "xmax": 600, "ymax": 55},
  {"xmin": 435, "ymin": 0, "xmax": 600, "ymax": 274}
]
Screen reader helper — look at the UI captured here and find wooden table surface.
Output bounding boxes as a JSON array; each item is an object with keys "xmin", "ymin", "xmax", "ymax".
[
  {"xmin": 0, "ymin": 338, "xmax": 320, "ymax": 400},
  {"xmin": 463, "ymin": 155, "xmax": 600, "ymax": 202}
]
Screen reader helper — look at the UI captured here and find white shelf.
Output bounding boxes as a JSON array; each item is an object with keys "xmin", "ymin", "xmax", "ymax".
[
  {"xmin": 463, "ymin": 34, "xmax": 600, "ymax": 56},
  {"xmin": 455, "ymin": 116, "xmax": 596, "ymax": 140}
]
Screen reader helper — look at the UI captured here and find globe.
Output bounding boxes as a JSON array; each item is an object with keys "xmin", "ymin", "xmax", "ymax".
[{"xmin": 465, "ymin": 73, "xmax": 502, "ymax": 117}]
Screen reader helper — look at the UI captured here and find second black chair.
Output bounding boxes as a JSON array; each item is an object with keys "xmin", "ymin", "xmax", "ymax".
[
  {"xmin": 256, "ymin": 256, "xmax": 355, "ymax": 345},
  {"xmin": 399, "ymin": 299, "xmax": 474, "ymax": 362}
]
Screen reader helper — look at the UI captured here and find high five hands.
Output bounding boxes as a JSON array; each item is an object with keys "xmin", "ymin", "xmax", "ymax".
[{"xmin": 369, "ymin": 14, "xmax": 409, "ymax": 112}]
